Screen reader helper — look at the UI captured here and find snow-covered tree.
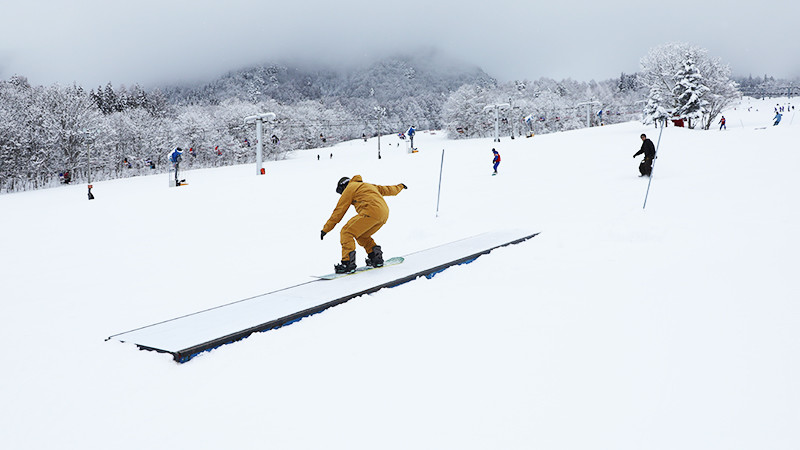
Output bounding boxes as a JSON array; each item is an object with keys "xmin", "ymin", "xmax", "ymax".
[
  {"xmin": 442, "ymin": 84, "xmax": 493, "ymax": 139},
  {"xmin": 640, "ymin": 43, "xmax": 739, "ymax": 128},
  {"xmin": 640, "ymin": 43, "xmax": 686, "ymax": 122},
  {"xmin": 698, "ymin": 57, "xmax": 740, "ymax": 130},
  {"xmin": 672, "ymin": 52, "xmax": 709, "ymax": 128}
]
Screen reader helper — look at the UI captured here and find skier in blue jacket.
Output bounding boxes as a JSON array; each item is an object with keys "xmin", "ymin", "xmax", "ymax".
[
  {"xmin": 169, "ymin": 147, "xmax": 184, "ymax": 186},
  {"xmin": 169, "ymin": 147, "xmax": 183, "ymax": 164}
]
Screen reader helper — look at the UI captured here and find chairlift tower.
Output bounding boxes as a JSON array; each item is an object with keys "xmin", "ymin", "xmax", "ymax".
[
  {"xmin": 244, "ymin": 112, "xmax": 276, "ymax": 175},
  {"xmin": 576, "ymin": 100, "xmax": 601, "ymax": 128},
  {"xmin": 483, "ymin": 103, "xmax": 510, "ymax": 142}
]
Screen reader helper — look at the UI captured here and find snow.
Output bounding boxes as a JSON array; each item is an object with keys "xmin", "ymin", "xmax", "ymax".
[
  {"xmin": 109, "ymin": 229, "xmax": 537, "ymax": 356},
  {"xmin": 1, "ymin": 97, "xmax": 798, "ymax": 449}
]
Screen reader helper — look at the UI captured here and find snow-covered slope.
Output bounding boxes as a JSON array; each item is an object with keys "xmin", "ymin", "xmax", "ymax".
[{"xmin": 1, "ymin": 97, "xmax": 798, "ymax": 449}]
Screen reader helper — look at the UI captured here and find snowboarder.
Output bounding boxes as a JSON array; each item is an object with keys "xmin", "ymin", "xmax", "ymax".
[
  {"xmin": 320, "ymin": 175, "xmax": 406, "ymax": 274},
  {"xmin": 633, "ymin": 134, "xmax": 656, "ymax": 177},
  {"xmin": 492, "ymin": 148, "xmax": 501, "ymax": 175},
  {"xmin": 169, "ymin": 147, "xmax": 184, "ymax": 186},
  {"xmin": 774, "ymin": 112, "xmax": 782, "ymax": 126},
  {"xmin": 719, "ymin": 115, "xmax": 726, "ymax": 130}
]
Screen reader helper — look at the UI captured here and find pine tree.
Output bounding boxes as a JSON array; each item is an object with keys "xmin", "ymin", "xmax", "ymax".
[{"xmin": 672, "ymin": 52, "xmax": 709, "ymax": 129}]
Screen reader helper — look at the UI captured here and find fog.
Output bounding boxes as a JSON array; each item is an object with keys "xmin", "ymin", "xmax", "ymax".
[{"xmin": 1, "ymin": 0, "xmax": 798, "ymax": 88}]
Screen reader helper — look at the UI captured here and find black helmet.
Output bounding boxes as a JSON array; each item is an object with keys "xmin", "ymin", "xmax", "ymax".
[{"xmin": 336, "ymin": 177, "xmax": 351, "ymax": 194}]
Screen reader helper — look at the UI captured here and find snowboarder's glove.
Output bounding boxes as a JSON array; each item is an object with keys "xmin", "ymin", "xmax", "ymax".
[
  {"xmin": 320, "ymin": 230, "xmax": 327, "ymax": 240},
  {"xmin": 401, "ymin": 183, "xmax": 408, "ymax": 189}
]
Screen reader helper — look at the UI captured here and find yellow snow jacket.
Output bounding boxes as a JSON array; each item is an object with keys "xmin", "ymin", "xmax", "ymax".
[{"xmin": 322, "ymin": 175, "xmax": 405, "ymax": 233}]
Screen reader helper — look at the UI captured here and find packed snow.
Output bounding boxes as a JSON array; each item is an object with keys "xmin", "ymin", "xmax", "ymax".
[{"xmin": 1, "ymin": 97, "xmax": 798, "ymax": 449}]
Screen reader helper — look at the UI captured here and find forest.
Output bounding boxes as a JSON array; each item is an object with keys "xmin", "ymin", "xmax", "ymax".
[{"xmin": 0, "ymin": 44, "xmax": 788, "ymax": 193}]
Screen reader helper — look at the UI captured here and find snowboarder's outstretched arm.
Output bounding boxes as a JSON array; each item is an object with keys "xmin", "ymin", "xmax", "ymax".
[{"xmin": 375, "ymin": 183, "xmax": 406, "ymax": 196}]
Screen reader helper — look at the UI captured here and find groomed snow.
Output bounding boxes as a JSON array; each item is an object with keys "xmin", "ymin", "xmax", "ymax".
[{"xmin": 1, "ymin": 97, "xmax": 798, "ymax": 449}]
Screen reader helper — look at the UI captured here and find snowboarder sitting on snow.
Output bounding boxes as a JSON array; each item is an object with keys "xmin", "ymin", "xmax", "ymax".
[
  {"xmin": 492, "ymin": 148, "xmax": 501, "ymax": 175},
  {"xmin": 633, "ymin": 134, "xmax": 656, "ymax": 177},
  {"xmin": 320, "ymin": 175, "xmax": 407, "ymax": 274}
]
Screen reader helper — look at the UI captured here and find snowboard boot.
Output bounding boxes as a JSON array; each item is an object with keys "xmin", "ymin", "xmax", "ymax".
[
  {"xmin": 334, "ymin": 251, "xmax": 357, "ymax": 274},
  {"xmin": 365, "ymin": 245, "xmax": 384, "ymax": 267}
]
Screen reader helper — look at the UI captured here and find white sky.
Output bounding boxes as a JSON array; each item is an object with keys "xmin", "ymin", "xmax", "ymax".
[{"xmin": 1, "ymin": 0, "xmax": 798, "ymax": 88}]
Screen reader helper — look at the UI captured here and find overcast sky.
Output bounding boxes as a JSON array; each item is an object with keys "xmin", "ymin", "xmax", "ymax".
[{"xmin": 1, "ymin": 0, "xmax": 798, "ymax": 89}]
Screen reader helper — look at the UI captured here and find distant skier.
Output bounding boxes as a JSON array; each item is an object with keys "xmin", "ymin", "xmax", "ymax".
[
  {"xmin": 719, "ymin": 115, "xmax": 726, "ymax": 130},
  {"xmin": 320, "ymin": 175, "xmax": 406, "ymax": 274},
  {"xmin": 407, "ymin": 126, "xmax": 416, "ymax": 149},
  {"xmin": 492, "ymin": 148, "xmax": 501, "ymax": 175},
  {"xmin": 774, "ymin": 112, "xmax": 782, "ymax": 126},
  {"xmin": 169, "ymin": 147, "xmax": 184, "ymax": 186},
  {"xmin": 633, "ymin": 134, "xmax": 656, "ymax": 177}
]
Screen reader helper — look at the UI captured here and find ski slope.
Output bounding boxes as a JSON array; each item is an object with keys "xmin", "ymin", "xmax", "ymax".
[{"xmin": 1, "ymin": 96, "xmax": 798, "ymax": 449}]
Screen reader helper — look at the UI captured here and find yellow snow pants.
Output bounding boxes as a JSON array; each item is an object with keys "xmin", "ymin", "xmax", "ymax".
[{"xmin": 340, "ymin": 214, "xmax": 386, "ymax": 261}]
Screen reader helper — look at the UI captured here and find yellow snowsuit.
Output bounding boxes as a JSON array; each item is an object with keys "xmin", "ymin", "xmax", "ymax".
[{"xmin": 322, "ymin": 175, "xmax": 405, "ymax": 261}]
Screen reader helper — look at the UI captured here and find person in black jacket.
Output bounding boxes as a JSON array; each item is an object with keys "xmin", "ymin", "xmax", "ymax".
[{"xmin": 633, "ymin": 134, "xmax": 656, "ymax": 176}]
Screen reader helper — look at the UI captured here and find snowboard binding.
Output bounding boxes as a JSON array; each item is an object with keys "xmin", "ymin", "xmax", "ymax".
[
  {"xmin": 334, "ymin": 251, "xmax": 357, "ymax": 274},
  {"xmin": 365, "ymin": 245, "xmax": 384, "ymax": 268}
]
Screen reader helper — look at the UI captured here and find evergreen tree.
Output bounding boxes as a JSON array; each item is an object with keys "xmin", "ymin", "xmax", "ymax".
[{"xmin": 672, "ymin": 52, "xmax": 709, "ymax": 128}]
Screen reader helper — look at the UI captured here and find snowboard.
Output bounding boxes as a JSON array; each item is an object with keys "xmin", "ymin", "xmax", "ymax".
[{"xmin": 315, "ymin": 256, "xmax": 404, "ymax": 280}]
